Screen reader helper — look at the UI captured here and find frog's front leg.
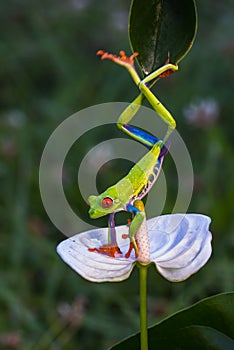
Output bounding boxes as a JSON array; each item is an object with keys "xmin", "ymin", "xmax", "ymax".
[
  {"xmin": 124, "ymin": 203, "xmax": 145, "ymax": 258},
  {"xmin": 88, "ymin": 213, "xmax": 122, "ymax": 258}
]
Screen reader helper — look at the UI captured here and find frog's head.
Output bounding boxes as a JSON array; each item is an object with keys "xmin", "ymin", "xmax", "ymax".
[{"xmin": 88, "ymin": 188, "xmax": 122, "ymax": 218}]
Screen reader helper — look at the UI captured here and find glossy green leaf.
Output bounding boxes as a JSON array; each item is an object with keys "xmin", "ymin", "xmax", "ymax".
[
  {"xmin": 109, "ymin": 292, "xmax": 234, "ymax": 350},
  {"xmin": 129, "ymin": 0, "xmax": 197, "ymax": 74}
]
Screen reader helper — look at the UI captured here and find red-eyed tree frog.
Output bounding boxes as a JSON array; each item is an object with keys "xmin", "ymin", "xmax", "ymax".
[{"xmin": 88, "ymin": 51, "xmax": 178, "ymax": 258}]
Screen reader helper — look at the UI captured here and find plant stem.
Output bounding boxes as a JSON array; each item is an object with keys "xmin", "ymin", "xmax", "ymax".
[{"xmin": 138, "ymin": 262, "xmax": 149, "ymax": 350}]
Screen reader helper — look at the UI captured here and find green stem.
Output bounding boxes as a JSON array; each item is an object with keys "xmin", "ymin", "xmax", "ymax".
[{"xmin": 138, "ymin": 262, "xmax": 149, "ymax": 350}]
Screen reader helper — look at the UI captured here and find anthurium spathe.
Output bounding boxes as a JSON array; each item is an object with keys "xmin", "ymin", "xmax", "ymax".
[{"xmin": 57, "ymin": 214, "xmax": 212, "ymax": 283}]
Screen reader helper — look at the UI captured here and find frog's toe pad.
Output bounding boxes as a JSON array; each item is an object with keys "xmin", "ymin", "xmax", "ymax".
[{"xmin": 88, "ymin": 244, "xmax": 122, "ymax": 258}]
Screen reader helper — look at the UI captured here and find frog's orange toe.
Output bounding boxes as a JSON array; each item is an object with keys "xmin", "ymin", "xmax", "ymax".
[
  {"xmin": 96, "ymin": 49, "xmax": 138, "ymax": 67},
  {"xmin": 88, "ymin": 244, "xmax": 122, "ymax": 258},
  {"xmin": 125, "ymin": 242, "xmax": 138, "ymax": 259}
]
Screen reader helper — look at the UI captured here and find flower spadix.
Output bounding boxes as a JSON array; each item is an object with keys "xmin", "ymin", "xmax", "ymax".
[{"xmin": 57, "ymin": 214, "xmax": 212, "ymax": 283}]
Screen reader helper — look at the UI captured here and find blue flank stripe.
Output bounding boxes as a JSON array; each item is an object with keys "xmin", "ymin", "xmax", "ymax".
[
  {"xmin": 124, "ymin": 124, "xmax": 169, "ymax": 156},
  {"xmin": 124, "ymin": 124, "xmax": 159, "ymax": 149}
]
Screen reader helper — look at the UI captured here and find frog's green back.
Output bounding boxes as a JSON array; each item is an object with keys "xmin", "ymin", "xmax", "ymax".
[{"xmin": 116, "ymin": 144, "xmax": 161, "ymax": 204}]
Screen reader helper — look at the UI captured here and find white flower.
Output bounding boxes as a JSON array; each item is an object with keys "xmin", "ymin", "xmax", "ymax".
[{"xmin": 57, "ymin": 214, "xmax": 212, "ymax": 283}]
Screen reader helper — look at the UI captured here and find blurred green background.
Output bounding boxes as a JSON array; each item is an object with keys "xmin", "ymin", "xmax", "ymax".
[{"xmin": 0, "ymin": 0, "xmax": 233, "ymax": 349}]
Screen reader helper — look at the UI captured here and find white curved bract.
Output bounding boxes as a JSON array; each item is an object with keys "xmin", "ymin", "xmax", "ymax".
[
  {"xmin": 147, "ymin": 214, "xmax": 212, "ymax": 281},
  {"xmin": 57, "ymin": 214, "xmax": 212, "ymax": 282}
]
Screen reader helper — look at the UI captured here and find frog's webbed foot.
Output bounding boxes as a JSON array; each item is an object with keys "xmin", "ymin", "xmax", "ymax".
[
  {"xmin": 97, "ymin": 50, "xmax": 138, "ymax": 69},
  {"xmin": 125, "ymin": 241, "xmax": 139, "ymax": 259},
  {"xmin": 88, "ymin": 244, "xmax": 122, "ymax": 258},
  {"xmin": 88, "ymin": 212, "xmax": 122, "ymax": 258},
  {"xmin": 122, "ymin": 233, "xmax": 139, "ymax": 259}
]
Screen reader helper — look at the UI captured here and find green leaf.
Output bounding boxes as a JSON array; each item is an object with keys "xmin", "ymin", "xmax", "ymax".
[
  {"xmin": 109, "ymin": 292, "xmax": 234, "ymax": 350},
  {"xmin": 173, "ymin": 326, "xmax": 234, "ymax": 350},
  {"xmin": 129, "ymin": 0, "xmax": 197, "ymax": 75}
]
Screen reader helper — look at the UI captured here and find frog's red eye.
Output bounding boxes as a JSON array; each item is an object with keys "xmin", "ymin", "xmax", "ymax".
[{"xmin": 101, "ymin": 197, "xmax": 113, "ymax": 208}]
